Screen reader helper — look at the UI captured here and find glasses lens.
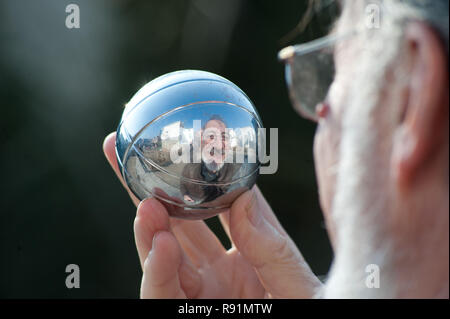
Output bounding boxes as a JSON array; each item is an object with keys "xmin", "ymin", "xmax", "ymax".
[{"xmin": 285, "ymin": 47, "xmax": 335, "ymax": 121}]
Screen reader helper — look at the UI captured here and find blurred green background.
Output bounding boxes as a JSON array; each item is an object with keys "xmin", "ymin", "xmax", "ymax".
[{"xmin": 0, "ymin": 0, "xmax": 337, "ymax": 298}]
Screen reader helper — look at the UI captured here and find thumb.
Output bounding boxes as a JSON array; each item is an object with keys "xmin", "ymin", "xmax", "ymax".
[{"xmin": 229, "ymin": 188, "xmax": 322, "ymax": 298}]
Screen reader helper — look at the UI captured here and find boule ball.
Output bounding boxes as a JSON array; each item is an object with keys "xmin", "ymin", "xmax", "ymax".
[{"xmin": 116, "ymin": 70, "xmax": 263, "ymax": 220}]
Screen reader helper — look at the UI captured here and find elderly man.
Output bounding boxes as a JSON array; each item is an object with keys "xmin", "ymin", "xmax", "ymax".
[{"xmin": 103, "ymin": 0, "xmax": 448, "ymax": 298}]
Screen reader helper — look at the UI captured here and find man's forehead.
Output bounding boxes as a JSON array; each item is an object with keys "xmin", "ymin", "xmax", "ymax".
[{"xmin": 205, "ymin": 119, "xmax": 226, "ymax": 129}]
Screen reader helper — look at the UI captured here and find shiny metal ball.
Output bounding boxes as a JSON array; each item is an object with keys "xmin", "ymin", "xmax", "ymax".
[{"xmin": 116, "ymin": 70, "xmax": 263, "ymax": 219}]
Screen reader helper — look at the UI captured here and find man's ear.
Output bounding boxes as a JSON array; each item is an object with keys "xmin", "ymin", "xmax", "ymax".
[{"xmin": 392, "ymin": 21, "xmax": 449, "ymax": 191}]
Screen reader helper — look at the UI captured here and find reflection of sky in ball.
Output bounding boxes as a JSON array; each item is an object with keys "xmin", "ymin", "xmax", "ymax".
[
  {"xmin": 161, "ymin": 121, "xmax": 256, "ymax": 149},
  {"xmin": 171, "ymin": 103, "xmax": 258, "ymax": 129}
]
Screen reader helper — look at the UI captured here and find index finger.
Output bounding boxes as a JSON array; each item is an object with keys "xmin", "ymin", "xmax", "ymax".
[{"xmin": 103, "ymin": 132, "xmax": 140, "ymax": 207}]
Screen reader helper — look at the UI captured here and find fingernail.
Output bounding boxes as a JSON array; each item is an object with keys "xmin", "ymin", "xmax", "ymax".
[
  {"xmin": 246, "ymin": 190, "xmax": 262, "ymax": 227},
  {"xmin": 137, "ymin": 200, "xmax": 144, "ymax": 211},
  {"xmin": 137, "ymin": 199, "xmax": 146, "ymax": 217}
]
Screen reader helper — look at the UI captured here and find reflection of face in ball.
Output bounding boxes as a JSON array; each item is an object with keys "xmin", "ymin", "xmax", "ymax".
[{"xmin": 201, "ymin": 118, "xmax": 229, "ymax": 173}]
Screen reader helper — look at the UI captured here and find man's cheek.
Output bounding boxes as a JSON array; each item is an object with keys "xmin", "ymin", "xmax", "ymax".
[
  {"xmin": 314, "ymin": 128, "xmax": 330, "ymax": 212},
  {"xmin": 314, "ymin": 124, "xmax": 340, "ymax": 246},
  {"xmin": 313, "ymin": 122, "xmax": 339, "ymax": 216}
]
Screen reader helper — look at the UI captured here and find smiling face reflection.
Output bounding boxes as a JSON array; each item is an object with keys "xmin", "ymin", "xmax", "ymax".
[{"xmin": 202, "ymin": 118, "xmax": 230, "ymax": 173}]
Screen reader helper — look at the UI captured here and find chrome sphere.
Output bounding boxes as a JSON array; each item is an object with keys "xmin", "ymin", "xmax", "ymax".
[{"xmin": 116, "ymin": 70, "xmax": 263, "ymax": 219}]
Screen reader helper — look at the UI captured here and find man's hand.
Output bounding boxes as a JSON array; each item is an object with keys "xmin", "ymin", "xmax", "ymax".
[{"xmin": 103, "ymin": 132, "xmax": 321, "ymax": 298}]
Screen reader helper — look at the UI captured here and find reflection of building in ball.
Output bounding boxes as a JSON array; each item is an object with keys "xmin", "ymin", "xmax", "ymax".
[{"xmin": 116, "ymin": 70, "xmax": 263, "ymax": 220}]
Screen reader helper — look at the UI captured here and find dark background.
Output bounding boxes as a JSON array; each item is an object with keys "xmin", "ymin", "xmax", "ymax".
[{"xmin": 0, "ymin": 0, "xmax": 337, "ymax": 298}]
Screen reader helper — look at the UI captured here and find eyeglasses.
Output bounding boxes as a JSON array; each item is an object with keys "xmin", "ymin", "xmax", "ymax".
[{"xmin": 278, "ymin": 30, "xmax": 356, "ymax": 122}]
